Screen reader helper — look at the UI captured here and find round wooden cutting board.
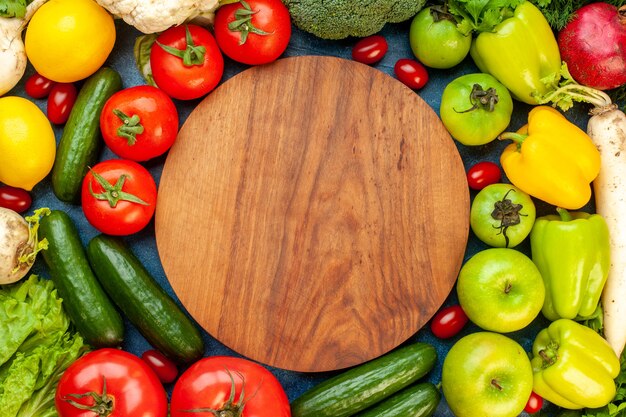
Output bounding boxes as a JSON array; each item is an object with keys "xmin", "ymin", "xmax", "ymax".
[{"xmin": 155, "ymin": 56, "xmax": 469, "ymax": 372}]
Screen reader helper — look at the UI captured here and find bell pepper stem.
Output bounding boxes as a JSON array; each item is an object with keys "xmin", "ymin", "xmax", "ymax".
[
  {"xmin": 556, "ymin": 207, "xmax": 573, "ymax": 222},
  {"xmin": 498, "ymin": 132, "xmax": 527, "ymax": 143},
  {"xmin": 498, "ymin": 132, "xmax": 527, "ymax": 151}
]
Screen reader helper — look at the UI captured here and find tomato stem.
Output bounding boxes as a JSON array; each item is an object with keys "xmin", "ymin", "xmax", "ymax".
[
  {"xmin": 490, "ymin": 188, "xmax": 526, "ymax": 248},
  {"xmin": 177, "ymin": 368, "xmax": 262, "ymax": 417},
  {"xmin": 228, "ymin": 0, "xmax": 272, "ymax": 45},
  {"xmin": 88, "ymin": 169, "xmax": 149, "ymax": 208},
  {"xmin": 156, "ymin": 25, "xmax": 206, "ymax": 66},
  {"xmin": 113, "ymin": 109, "xmax": 144, "ymax": 145},
  {"xmin": 62, "ymin": 376, "xmax": 115, "ymax": 417},
  {"xmin": 453, "ymin": 83, "xmax": 500, "ymax": 113}
]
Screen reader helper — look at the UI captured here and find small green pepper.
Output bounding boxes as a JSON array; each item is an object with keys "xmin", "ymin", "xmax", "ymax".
[
  {"xmin": 469, "ymin": 1, "xmax": 561, "ymax": 104},
  {"xmin": 439, "ymin": 73, "xmax": 513, "ymax": 146},
  {"xmin": 530, "ymin": 208, "xmax": 610, "ymax": 321},
  {"xmin": 531, "ymin": 319, "xmax": 620, "ymax": 410}
]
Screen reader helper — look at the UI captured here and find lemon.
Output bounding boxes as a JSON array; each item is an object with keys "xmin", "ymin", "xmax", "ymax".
[
  {"xmin": 0, "ymin": 97, "xmax": 56, "ymax": 191},
  {"xmin": 25, "ymin": 0, "xmax": 116, "ymax": 83}
]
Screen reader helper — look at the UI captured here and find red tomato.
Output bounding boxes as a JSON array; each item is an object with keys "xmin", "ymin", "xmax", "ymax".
[
  {"xmin": 467, "ymin": 161, "xmax": 502, "ymax": 191},
  {"xmin": 430, "ymin": 304, "xmax": 469, "ymax": 339},
  {"xmin": 524, "ymin": 391, "xmax": 543, "ymax": 413},
  {"xmin": 100, "ymin": 85, "xmax": 179, "ymax": 161},
  {"xmin": 142, "ymin": 350, "xmax": 178, "ymax": 384},
  {"xmin": 24, "ymin": 72, "xmax": 55, "ymax": 99},
  {"xmin": 394, "ymin": 58, "xmax": 429, "ymax": 90},
  {"xmin": 352, "ymin": 35, "xmax": 388, "ymax": 65},
  {"xmin": 55, "ymin": 348, "xmax": 168, "ymax": 417},
  {"xmin": 47, "ymin": 83, "xmax": 77, "ymax": 125},
  {"xmin": 170, "ymin": 356, "xmax": 291, "ymax": 417},
  {"xmin": 0, "ymin": 186, "xmax": 32, "ymax": 213},
  {"xmin": 81, "ymin": 159, "xmax": 157, "ymax": 236},
  {"xmin": 214, "ymin": 0, "xmax": 291, "ymax": 65},
  {"xmin": 150, "ymin": 24, "xmax": 224, "ymax": 100}
]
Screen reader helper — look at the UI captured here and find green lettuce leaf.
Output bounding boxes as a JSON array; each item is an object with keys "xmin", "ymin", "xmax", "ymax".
[
  {"xmin": 0, "ymin": 0, "xmax": 28, "ymax": 18},
  {"xmin": 0, "ymin": 276, "xmax": 88, "ymax": 417},
  {"xmin": 0, "ymin": 276, "xmax": 69, "ymax": 364}
]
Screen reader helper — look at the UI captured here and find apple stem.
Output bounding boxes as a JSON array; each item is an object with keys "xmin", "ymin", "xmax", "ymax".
[{"xmin": 491, "ymin": 379, "xmax": 503, "ymax": 391}]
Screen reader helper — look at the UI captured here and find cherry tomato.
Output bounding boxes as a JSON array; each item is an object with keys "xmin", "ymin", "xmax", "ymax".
[
  {"xmin": 56, "ymin": 348, "xmax": 168, "ymax": 417},
  {"xmin": 24, "ymin": 72, "xmax": 55, "ymax": 99},
  {"xmin": 0, "ymin": 185, "xmax": 32, "ymax": 213},
  {"xmin": 394, "ymin": 58, "xmax": 429, "ymax": 90},
  {"xmin": 214, "ymin": 0, "xmax": 291, "ymax": 65},
  {"xmin": 467, "ymin": 161, "xmax": 502, "ymax": 190},
  {"xmin": 524, "ymin": 391, "xmax": 544, "ymax": 414},
  {"xmin": 141, "ymin": 350, "xmax": 178, "ymax": 384},
  {"xmin": 430, "ymin": 304, "xmax": 469, "ymax": 339},
  {"xmin": 170, "ymin": 356, "xmax": 290, "ymax": 417},
  {"xmin": 81, "ymin": 159, "xmax": 157, "ymax": 236},
  {"xmin": 47, "ymin": 82, "xmax": 77, "ymax": 125},
  {"xmin": 150, "ymin": 24, "xmax": 224, "ymax": 100},
  {"xmin": 352, "ymin": 35, "xmax": 388, "ymax": 65},
  {"xmin": 100, "ymin": 85, "xmax": 179, "ymax": 161}
]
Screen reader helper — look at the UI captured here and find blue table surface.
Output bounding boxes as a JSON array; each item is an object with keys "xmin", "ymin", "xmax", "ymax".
[{"xmin": 12, "ymin": 17, "xmax": 597, "ymax": 417}]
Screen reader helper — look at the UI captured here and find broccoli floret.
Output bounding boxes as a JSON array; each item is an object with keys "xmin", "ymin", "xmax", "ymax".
[{"xmin": 282, "ymin": 0, "xmax": 427, "ymax": 40}]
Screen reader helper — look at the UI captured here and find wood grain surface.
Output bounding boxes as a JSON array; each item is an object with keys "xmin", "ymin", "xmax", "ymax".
[{"xmin": 155, "ymin": 56, "xmax": 470, "ymax": 372}]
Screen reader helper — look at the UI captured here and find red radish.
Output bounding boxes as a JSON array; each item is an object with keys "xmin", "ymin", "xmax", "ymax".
[{"xmin": 558, "ymin": 3, "xmax": 626, "ymax": 90}]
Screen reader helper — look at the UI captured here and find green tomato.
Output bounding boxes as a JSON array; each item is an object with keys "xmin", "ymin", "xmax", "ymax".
[
  {"xmin": 440, "ymin": 73, "xmax": 513, "ymax": 146},
  {"xmin": 470, "ymin": 183, "xmax": 536, "ymax": 248},
  {"xmin": 409, "ymin": 7, "xmax": 471, "ymax": 69}
]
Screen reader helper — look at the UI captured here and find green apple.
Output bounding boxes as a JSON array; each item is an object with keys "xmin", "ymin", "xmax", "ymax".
[
  {"xmin": 442, "ymin": 332, "xmax": 533, "ymax": 417},
  {"xmin": 457, "ymin": 248, "xmax": 544, "ymax": 333}
]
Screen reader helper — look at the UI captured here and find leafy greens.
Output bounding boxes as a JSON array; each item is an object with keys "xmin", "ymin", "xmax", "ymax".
[
  {"xmin": 0, "ymin": 0, "xmax": 33, "ymax": 18},
  {"xmin": 445, "ymin": 0, "xmax": 525, "ymax": 35},
  {"xmin": 0, "ymin": 275, "xmax": 88, "ymax": 417}
]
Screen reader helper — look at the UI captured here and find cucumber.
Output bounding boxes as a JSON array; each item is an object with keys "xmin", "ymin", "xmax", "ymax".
[
  {"xmin": 51, "ymin": 67, "xmax": 122, "ymax": 203},
  {"xmin": 86, "ymin": 234, "xmax": 205, "ymax": 364},
  {"xmin": 290, "ymin": 342, "xmax": 437, "ymax": 417},
  {"xmin": 352, "ymin": 382, "xmax": 441, "ymax": 417},
  {"xmin": 39, "ymin": 210, "xmax": 124, "ymax": 347}
]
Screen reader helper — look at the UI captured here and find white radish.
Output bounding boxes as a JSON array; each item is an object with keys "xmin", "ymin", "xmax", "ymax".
[
  {"xmin": 0, "ymin": 207, "xmax": 49, "ymax": 285},
  {"xmin": 0, "ymin": 0, "xmax": 48, "ymax": 96},
  {"xmin": 535, "ymin": 67, "xmax": 626, "ymax": 357},
  {"xmin": 588, "ymin": 103, "xmax": 626, "ymax": 357}
]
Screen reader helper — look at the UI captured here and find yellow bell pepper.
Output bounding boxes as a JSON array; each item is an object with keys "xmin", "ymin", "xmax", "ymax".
[{"xmin": 499, "ymin": 106, "xmax": 600, "ymax": 209}]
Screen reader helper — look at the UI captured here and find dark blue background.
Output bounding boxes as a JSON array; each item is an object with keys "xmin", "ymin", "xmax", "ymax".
[{"xmin": 13, "ymin": 16, "xmax": 598, "ymax": 417}]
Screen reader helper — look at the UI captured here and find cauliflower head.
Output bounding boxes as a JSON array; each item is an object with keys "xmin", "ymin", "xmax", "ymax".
[
  {"xmin": 282, "ymin": 0, "xmax": 427, "ymax": 40},
  {"xmin": 95, "ymin": 0, "xmax": 220, "ymax": 34}
]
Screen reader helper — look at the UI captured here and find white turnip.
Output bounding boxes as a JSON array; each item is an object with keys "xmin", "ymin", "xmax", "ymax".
[
  {"xmin": 536, "ymin": 66, "xmax": 626, "ymax": 357},
  {"xmin": 589, "ymin": 104, "xmax": 626, "ymax": 357},
  {"xmin": 0, "ymin": 207, "xmax": 49, "ymax": 285},
  {"xmin": 558, "ymin": 3, "xmax": 626, "ymax": 90},
  {"xmin": 0, "ymin": 0, "xmax": 48, "ymax": 96}
]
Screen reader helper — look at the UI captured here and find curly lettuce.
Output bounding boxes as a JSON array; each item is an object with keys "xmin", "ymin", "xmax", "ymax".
[{"xmin": 0, "ymin": 275, "xmax": 88, "ymax": 417}]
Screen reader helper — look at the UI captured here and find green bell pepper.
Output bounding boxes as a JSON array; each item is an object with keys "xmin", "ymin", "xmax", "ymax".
[
  {"xmin": 530, "ymin": 208, "xmax": 610, "ymax": 321},
  {"xmin": 532, "ymin": 319, "xmax": 620, "ymax": 410},
  {"xmin": 469, "ymin": 1, "xmax": 561, "ymax": 104}
]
